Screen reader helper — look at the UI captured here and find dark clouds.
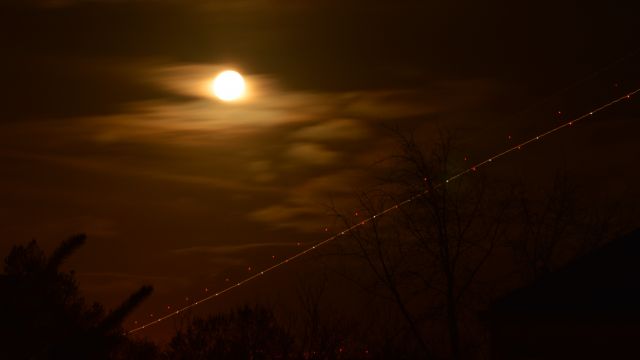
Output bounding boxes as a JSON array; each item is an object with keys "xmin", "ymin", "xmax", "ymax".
[{"xmin": 3, "ymin": 0, "xmax": 638, "ymax": 120}]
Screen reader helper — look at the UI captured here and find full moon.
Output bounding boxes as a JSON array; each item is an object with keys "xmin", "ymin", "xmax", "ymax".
[{"xmin": 211, "ymin": 70, "xmax": 246, "ymax": 101}]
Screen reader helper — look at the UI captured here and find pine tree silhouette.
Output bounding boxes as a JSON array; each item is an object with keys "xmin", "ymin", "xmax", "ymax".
[{"xmin": 0, "ymin": 234, "xmax": 154, "ymax": 360}]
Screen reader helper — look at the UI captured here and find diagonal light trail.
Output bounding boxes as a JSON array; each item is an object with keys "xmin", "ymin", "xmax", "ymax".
[{"xmin": 126, "ymin": 88, "xmax": 639, "ymax": 335}]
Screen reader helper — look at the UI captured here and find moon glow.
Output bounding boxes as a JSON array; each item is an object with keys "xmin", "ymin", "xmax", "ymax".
[{"xmin": 211, "ymin": 70, "xmax": 246, "ymax": 101}]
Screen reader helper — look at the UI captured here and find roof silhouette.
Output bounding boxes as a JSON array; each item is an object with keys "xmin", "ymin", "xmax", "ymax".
[{"xmin": 490, "ymin": 228, "xmax": 640, "ymax": 316}]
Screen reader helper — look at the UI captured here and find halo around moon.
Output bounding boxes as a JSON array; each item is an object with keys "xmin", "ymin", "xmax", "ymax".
[{"xmin": 211, "ymin": 70, "xmax": 246, "ymax": 101}]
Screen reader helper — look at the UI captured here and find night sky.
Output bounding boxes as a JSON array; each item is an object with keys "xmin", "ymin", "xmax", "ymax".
[{"xmin": 1, "ymin": 0, "xmax": 639, "ymax": 340}]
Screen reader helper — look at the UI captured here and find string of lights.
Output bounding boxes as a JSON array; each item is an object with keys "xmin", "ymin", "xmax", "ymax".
[
  {"xmin": 126, "ymin": 87, "xmax": 639, "ymax": 335},
  {"xmin": 510, "ymin": 46, "xmax": 640, "ymax": 120}
]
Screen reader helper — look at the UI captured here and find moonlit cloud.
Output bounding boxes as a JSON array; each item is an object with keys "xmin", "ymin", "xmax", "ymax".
[
  {"xmin": 292, "ymin": 118, "xmax": 370, "ymax": 142},
  {"xmin": 286, "ymin": 143, "xmax": 339, "ymax": 166},
  {"xmin": 0, "ymin": 61, "xmax": 500, "ymax": 239},
  {"xmin": 249, "ymin": 170, "xmax": 366, "ymax": 232}
]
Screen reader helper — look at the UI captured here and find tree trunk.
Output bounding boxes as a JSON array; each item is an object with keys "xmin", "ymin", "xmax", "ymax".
[{"xmin": 446, "ymin": 274, "xmax": 461, "ymax": 360}]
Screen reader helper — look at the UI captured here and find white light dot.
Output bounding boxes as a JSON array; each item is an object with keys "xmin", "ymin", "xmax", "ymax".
[{"xmin": 211, "ymin": 70, "xmax": 246, "ymax": 101}]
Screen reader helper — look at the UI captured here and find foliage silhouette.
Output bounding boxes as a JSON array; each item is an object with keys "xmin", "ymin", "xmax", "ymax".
[
  {"xmin": 167, "ymin": 305, "xmax": 293, "ymax": 360},
  {"xmin": 0, "ymin": 234, "xmax": 154, "ymax": 360}
]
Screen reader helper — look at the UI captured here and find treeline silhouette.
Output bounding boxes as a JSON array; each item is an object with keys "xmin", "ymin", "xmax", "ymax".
[
  {"xmin": 2, "ymin": 133, "xmax": 636, "ymax": 359},
  {"xmin": 0, "ymin": 235, "xmax": 375, "ymax": 360}
]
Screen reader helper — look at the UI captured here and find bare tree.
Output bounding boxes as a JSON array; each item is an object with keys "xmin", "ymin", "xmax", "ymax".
[
  {"xmin": 511, "ymin": 171, "xmax": 635, "ymax": 284},
  {"xmin": 166, "ymin": 305, "xmax": 293, "ymax": 360},
  {"xmin": 334, "ymin": 130, "xmax": 510, "ymax": 359},
  {"xmin": 511, "ymin": 173, "xmax": 578, "ymax": 282},
  {"xmin": 294, "ymin": 273, "xmax": 361, "ymax": 360}
]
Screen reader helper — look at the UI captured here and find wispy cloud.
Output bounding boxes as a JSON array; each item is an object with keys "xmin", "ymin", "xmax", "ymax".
[
  {"xmin": 171, "ymin": 241, "xmax": 298, "ymax": 255},
  {"xmin": 292, "ymin": 118, "xmax": 370, "ymax": 142},
  {"xmin": 287, "ymin": 143, "xmax": 339, "ymax": 166},
  {"xmin": 0, "ymin": 149, "xmax": 280, "ymax": 193},
  {"xmin": 249, "ymin": 170, "xmax": 365, "ymax": 232},
  {"xmin": 0, "ymin": 59, "xmax": 499, "ymax": 237}
]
